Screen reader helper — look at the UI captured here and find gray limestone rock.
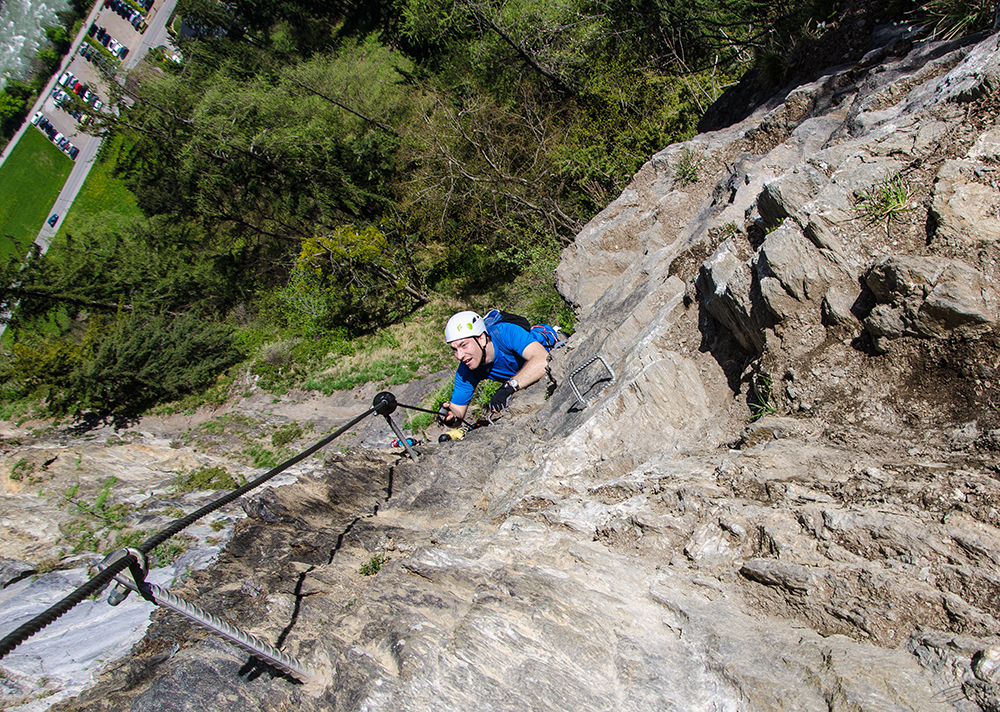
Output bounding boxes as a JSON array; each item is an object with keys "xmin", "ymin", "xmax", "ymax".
[
  {"xmin": 11, "ymin": 19, "xmax": 1000, "ymax": 712},
  {"xmin": 930, "ymin": 159, "xmax": 1000, "ymax": 246},
  {"xmin": 863, "ymin": 255, "xmax": 996, "ymax": 342}
]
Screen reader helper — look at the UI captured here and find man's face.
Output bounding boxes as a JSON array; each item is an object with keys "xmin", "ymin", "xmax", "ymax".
[{"xmin": 450, "ymin": 335, "xmax": 484, "ymax": 369}]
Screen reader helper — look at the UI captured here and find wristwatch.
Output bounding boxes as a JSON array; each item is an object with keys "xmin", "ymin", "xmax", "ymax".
[{"xmin": 507, "ymin": 378, "xmax": 520, "ymax": 391}]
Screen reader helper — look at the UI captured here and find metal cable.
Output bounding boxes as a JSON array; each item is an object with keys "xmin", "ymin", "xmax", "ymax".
[
  {"xmin": 394, "ymin": 401, "xmax": 474, "ymax": 429},
  {"xmin": 0, "ymin": 552, "xmax": 135, "ymax": 659},
  {"xmin": 0, "ymin": 404, "xmax": 380, "ymax": 661},
  {"xmin": 139, "ymin": 405, "xmax": 378, "ymax": 554}
]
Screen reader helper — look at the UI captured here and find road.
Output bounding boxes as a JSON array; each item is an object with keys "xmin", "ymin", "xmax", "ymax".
[{"xmin": 0, "ymin": 0, "xmax": 179, "ymax": 336}]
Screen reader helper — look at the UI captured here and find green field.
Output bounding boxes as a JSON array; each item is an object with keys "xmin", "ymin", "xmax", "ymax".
[{"xmin": 0, "ymin": 127, "xmax": 73, "ymax": 259}]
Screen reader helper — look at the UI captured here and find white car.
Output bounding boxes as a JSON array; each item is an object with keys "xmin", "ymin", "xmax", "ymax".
[
  {"xmin": 108, "ymin": 39, "xmax": 121, "ymax": 54},
  {"xmin": 30, "ymin": 111, "xmax": 42, "ymax": 125},
  {"xmin": 53, "ymin": 132, "xmax": 64, "ymax": 145},
  {"xmin": 93, "ymin": 99, "xmax": 103, "ymax": 111},
  {"xmin": 58, "ymin": 71, "xmax": 71, "ymax": 86}
]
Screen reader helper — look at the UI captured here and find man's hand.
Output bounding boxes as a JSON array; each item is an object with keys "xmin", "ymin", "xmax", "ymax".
[
  {"xmin": 438, "ymin": 402, "xmax": 467, "ymax": 426},
  {"xmin": 489, "ymin": 382, "xmax": 516, "ymax": 413}
]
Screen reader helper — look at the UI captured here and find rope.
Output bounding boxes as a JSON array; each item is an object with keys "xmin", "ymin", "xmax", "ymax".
[{"xmin": 0, "ymin": 403, "xmax": 380, "ymax": 661}]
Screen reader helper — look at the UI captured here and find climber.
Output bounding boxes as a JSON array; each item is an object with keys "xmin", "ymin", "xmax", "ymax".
[{"xmin": 438, "ymin": 310, "xmax": 558, "ymax": 425}]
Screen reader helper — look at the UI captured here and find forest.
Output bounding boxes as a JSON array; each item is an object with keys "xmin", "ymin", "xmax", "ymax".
[{"xmin": 0, "ymin": 0, "xmax": 989, "ymax": 424}]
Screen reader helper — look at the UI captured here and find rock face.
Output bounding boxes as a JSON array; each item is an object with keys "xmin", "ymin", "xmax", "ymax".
[{"xmin": 6, "ymin": 23, "xmax": 1000, "ymax": 712}]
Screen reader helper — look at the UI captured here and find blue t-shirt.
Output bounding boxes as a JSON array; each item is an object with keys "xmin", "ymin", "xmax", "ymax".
[{"xmin": 451, "ymin": 322, "xmax": 536, "ymax": 406}]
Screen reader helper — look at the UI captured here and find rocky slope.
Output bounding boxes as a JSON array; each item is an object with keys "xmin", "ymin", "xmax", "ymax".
[{"xmin": 4, "ymin": 21, "xmax": 1000, "ymax": 712}]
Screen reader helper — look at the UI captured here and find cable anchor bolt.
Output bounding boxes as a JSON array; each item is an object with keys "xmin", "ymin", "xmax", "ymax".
[{"xmin": 99, "ymin": 547, "xmax": 148, "ymax": 606}]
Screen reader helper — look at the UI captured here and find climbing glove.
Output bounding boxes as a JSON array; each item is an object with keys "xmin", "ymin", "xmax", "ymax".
[{"xmin": 489, "ymin": 382, "xmax": 517, "ymax": 413}]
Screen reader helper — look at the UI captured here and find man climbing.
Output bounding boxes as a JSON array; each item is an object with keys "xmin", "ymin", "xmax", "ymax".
[{"xmin": 439, "ymin": 310, "xmax": 557, "ymax": 425}]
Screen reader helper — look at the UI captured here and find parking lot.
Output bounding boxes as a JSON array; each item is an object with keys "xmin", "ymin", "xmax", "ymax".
[{"xmin": 34, "ymin": 0, "xmax": 166, "ymax": 160}]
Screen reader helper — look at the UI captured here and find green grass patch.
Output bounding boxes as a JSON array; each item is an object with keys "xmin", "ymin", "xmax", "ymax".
[
  {"xmin": 359, "ymin": 552, "xmax": 388, "ymax": 576},
  {"xmin": 404, "ymin": 381, "xmax": 453, "ymax": 433},
  {"xmin": 305, "ymin": 357, "xmax": 427, "ymax": 394},
  {"xmin": 0, "ymin": 128, "xmax": 73, "ymax": 258},
  {"xmin": 58, "ymin": 135, "xmax": 142, "ymax": 236},
  {"xmin": 177, "ymin": 465, "xmax": 240, "ymax": 493}
]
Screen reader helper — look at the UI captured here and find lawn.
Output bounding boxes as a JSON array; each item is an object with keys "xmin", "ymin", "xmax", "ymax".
[{"xmin": 0, "ymin": 127, "xmax": 73, "ymax": 259}]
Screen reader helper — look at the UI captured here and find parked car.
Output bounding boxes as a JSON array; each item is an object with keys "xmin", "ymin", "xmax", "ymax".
[
  {"xmin": 47, "ymin": 214, "xmax": 59, "ymax": 227},
  {"xmin": 108, "ymin": 39, "xmax": 120, "ymax": 54},
  {"xmin": 88, "ymin": 22, "xmax": 97, "ymax": 36},
  {"xmin": 83, "ymin": 90, "xmax": 93, "ymax": 103},
  {"xmin": 69, "ymin": 146, "xmax": 80, "ymax": 160},
  {"xmin": 38, "ymin": 117, "xmax": 49, "ymax": 130},
  {"xmin": 101, "ymin": 34, "xmax": 110, "ymax": 47},
  {"xmin": 30, "ymin": 111, "xmax": 42, "ymax": 125},
  {"xmin": 93, "ymin": 99, "xmax": 104, "ymax": 111},
  {"xmin": 119, "ymin": 46, "xmax": 129, "ymax": 59},
  {"xmin": 58, "ymin": 70, "xmax": 71, "ymax": 85}
]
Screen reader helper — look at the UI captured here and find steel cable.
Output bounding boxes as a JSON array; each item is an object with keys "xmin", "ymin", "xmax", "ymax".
[
  {"xmin": 0, "ymin": 403, "xmax": 380, "ymax": 661},
  {"xmin": 139, "ymin": 404, "xmax": 378, "ymax": 554},
  {"xmin": 0, "ymin": 552, "xmax": 135, "ymax": 659}
]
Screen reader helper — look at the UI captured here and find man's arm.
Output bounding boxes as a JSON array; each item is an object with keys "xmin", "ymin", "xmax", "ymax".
[
  {"xmin": 489, "ymin": 341, "xmax": 550, "ymax": 413},
  {"xmin": 511, "ymin": 341, "xmax": 549, "ymax": 389}
]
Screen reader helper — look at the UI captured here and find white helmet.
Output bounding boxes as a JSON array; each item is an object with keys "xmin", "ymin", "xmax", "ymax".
[{"xmin": 445, "ymin": 311, "xmax": 486, "ymax": 343}]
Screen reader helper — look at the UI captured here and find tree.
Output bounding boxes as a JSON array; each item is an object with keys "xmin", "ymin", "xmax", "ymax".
[
  {"xmin": 0, "ymin": 90, "xmax": 25, "ymax": 120},
  {"xmin": 68, "ymin": 310, "xmax": 240, "ymax": 423}
]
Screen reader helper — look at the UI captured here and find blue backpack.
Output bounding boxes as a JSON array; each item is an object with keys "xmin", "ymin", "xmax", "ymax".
[{"xmin": 483, "ymin": 309, "xmax": 562, "ymax": 350}]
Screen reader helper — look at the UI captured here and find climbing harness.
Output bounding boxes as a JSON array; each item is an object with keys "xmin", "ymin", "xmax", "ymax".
[
  {"xmin": 568, "ymin": 354, "xmax": 616, "ymax": 408},
  {"xmin": 0, "ymin": 391, "xmax": 447, "ymax": 679}
]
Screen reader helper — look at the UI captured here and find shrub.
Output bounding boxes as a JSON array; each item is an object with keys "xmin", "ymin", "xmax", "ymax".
[
  {"xmin": 359, "ymin": 552, "xmax": 388, "ymax": 576},
  {"xmin": 69, "ymin": 311, "xmax": 241, "ymax": 423},
  {"xmin": 177, "ymin": 465, "xmax": 239, "ymax": 492},
  {"xmin": 271, "ymin": 422, "xmax": 303, "ymax": 448}
]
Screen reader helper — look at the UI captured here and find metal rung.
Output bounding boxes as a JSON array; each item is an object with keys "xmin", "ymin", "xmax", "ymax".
[
  {"xmin": 105, "ymin": 555, "xmax": 315, "ymax": 683},
  {"xmin": 568, "ymin": 355, "xmax": 615, "ymax": 408}
]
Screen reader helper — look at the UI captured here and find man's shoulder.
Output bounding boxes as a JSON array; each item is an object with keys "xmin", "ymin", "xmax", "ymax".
[{"xmin": 489, "ymin": 320, "xmax": 532, "ymax": 344}]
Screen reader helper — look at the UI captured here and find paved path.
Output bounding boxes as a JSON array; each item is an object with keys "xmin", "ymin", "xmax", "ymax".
[{"xmin": 0, "ymin": 0, "xmax": 179, "ymax": 336}]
